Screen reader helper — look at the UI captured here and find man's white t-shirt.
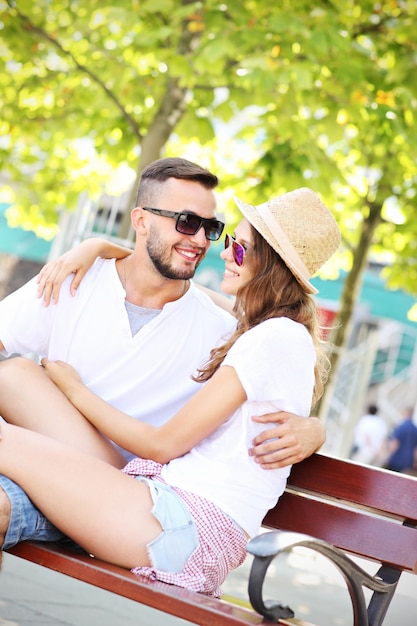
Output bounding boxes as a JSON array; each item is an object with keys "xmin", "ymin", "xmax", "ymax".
[
  {"xmin": 162, "ymin": 317, "xmax": 316, "ymax": 538},
  {"xmin": 0, "ymin": 259, "xmax": 235, "ymax": 461}
]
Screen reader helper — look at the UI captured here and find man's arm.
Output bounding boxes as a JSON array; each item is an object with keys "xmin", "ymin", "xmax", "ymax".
[{"xmin": 249, "ymin": 412, "xmax": 325, "ymax": 469}]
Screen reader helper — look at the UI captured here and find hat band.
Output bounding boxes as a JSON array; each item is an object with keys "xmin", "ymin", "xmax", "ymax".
[{"xmin": 258, "ymin": 204, "xmax": 311, "ymax": 281}]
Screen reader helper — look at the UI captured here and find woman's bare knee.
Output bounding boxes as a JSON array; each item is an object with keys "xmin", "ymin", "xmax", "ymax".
[
  {"xmin": 0, "ymin": 357, "xmax": 44, "ymax": 421},
  {"xmin": 0, "ymin": 357, "xmax": 125, "ymax": 467},
  {"xmin": 0, "ymin": 356, "xmax": 39, "ymax": 385}
]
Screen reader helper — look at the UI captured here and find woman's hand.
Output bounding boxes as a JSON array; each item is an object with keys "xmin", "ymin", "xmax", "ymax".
[
  {"xmin": 37, "ymin": 238, "xmax": 132, "ymax": 306},
  {"xmin": 37, "ymin": 239, "xmax": 105, "ymax": 306},
  {"xmin": 41, "ymin": 358, "xmax": 83, "ymax": 399}
]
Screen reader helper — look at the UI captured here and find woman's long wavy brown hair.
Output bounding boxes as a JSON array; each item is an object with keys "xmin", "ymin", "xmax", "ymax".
[{"xmin": 193, "ymin": 226, "xmax": 330, "ymax": 406}]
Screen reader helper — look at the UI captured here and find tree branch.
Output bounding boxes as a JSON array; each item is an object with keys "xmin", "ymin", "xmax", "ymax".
[
  {"xmin": 6, "ymin": 0, "xmax": 142, "ymax": 141},
  {"xmin": 352, "ymin": 9, "xmax": 409, "ymax": 38}
]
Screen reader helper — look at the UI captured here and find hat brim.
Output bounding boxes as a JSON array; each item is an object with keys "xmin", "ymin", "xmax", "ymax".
[{"xmin": 233, "ymin": 196, "xmax": 319, "ymax": 295}]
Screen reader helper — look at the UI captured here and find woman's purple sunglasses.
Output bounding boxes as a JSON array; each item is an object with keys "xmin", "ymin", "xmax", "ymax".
[{"xmin": 224, "ymin": 234, "xmax": 246, "ymax": 267}]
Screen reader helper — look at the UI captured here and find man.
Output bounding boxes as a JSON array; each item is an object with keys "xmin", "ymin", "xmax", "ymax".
[
  {"xmin": 0, "ymin": 157, "xmax": 324, "ymax": 552},
  {"xmin": 385, "ymin": 406, "xmax": 417, "ymax": 473}
]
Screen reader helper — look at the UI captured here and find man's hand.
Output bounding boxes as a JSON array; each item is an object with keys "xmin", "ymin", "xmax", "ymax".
[{"xmin": 249, "ymin": 412, "xmax": 325, "ymax": 469}]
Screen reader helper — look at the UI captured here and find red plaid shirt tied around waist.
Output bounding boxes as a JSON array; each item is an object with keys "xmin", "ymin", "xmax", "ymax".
[{"xmin": 122, "ymin": 457, "xmax": 248, "ymax": 597}]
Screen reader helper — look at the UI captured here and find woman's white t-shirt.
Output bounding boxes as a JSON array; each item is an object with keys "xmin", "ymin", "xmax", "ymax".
[{"xmin": 162, "ymin": 316, "xmax": 316, "ymax": 538}]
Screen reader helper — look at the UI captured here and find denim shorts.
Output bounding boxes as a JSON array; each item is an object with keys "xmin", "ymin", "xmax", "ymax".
[
  {"xmin": 0, "ymin": 474, "xmax": 198, "ymax": 572},
  {"xmin": 0, "ymin": 475, "xmax": 64, "ymax": 550},
  {"xmin": 137, "ymin": 477, "xmax": 199, "ymax": 572}
]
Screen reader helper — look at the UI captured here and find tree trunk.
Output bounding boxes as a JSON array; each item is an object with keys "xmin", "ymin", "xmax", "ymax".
[
  {"xmin": 118, "ymin": 77, "xmax": 188, "ymax": 237},
  {"xmin": 118, "ymin": 0, "xmax": 203, "ymax": 236},
  {"xmin": 315, "ymin": 197, "xmax": 384, "ymax": 418}
]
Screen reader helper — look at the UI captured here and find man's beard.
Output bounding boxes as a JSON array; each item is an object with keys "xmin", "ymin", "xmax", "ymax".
[{"xmin": 146, "ymin": 226, "xmax": 204, "ymax": 280}]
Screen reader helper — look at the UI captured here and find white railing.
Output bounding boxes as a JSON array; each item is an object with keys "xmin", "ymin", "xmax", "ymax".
[
  {"xmin": 321, "ymin": 324, "xmax": 417, "ymax": 458},
  {"xmin": 48, "ymin": 192, "xmax": 135, "ymax": 260}
]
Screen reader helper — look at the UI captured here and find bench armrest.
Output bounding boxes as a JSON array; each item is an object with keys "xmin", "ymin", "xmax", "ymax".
[{"xmin": 246, "ymin": 530, "xmax": 401, "ymax": 626}]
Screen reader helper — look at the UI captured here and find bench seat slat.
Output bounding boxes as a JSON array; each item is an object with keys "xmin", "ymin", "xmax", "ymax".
[{"xmin": 8, "ymin": 542, "xmax": 270, "ymax": 626}]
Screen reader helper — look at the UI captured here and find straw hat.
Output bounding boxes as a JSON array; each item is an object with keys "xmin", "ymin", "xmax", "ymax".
[{"xmin": 233, "ymin": 188, "xmax": 341, "ymax": 294}]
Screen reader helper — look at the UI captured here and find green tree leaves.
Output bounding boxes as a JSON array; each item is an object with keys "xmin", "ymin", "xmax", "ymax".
[{"xmin": 0, "ymin": 0, "xmax": 416, "ymax": 307}]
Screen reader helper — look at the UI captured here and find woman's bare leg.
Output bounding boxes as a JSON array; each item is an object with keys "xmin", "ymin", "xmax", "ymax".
[
  {"xmin": 0, "ymin": 357, "xmax": 125, "ymax": 467},
  {"xmin": 0, "ymin": 423, "xmax": 162, "ymax": 568}
]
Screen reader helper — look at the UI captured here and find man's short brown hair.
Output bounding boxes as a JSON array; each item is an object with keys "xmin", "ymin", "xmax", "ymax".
[{"xmin": 136, "ymin": 158, "xmax": 218, "ymax": 206}]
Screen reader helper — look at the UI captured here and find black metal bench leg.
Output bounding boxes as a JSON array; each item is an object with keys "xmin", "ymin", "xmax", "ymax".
[{"xmin": 367, "ymin": 565, "xmax": 401, "ymax": 626}]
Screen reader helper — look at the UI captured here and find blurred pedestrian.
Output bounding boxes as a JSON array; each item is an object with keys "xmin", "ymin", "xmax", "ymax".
[
  {"xmin": 385, "ymin": 406, "xmax": 417, "ymax": 473},
  {"xmin": 351, "ymin": 404, "xmax": 388, "ymax": 466}
]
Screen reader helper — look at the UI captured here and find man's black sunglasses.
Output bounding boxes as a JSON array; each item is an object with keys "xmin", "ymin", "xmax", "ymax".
[{"xmin": 142, "ymin": 207, "xmax": 225, "ymax": 241}]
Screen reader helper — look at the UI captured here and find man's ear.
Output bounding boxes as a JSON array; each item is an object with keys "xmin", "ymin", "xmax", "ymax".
[{"xmin": 130, "ymin": 207, "xmax": 147, "ymax": 233}]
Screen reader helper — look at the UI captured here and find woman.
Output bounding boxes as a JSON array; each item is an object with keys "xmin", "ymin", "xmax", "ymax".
[{"xmin": 0, "ymin": 188, "xmax": 340, "ymax": 596}]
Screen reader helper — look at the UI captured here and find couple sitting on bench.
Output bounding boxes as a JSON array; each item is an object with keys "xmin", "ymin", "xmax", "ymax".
[{"xmin": 0, "ymin": 157, "xmax": 339, "ymax": 596}]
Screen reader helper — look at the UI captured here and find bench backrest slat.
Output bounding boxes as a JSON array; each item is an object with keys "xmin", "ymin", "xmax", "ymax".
[
  {"xmin": 264, "ymin": 492, "xmax": 417, "ymax": 572},
  {"xmin": 286, "ymin": 454, "xmax": 417, "ymax": 521},
  {"xmin": 261, "ymin": 453, "xmax": 417, "ymax": 574}
]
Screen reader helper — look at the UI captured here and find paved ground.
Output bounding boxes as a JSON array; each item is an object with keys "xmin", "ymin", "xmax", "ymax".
[{"xmin": 1, "ymin": 545, "xmax": 416, "ymax": 625}]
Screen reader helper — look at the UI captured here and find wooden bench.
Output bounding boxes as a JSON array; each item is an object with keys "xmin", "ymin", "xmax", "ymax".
[{"xmin": 5, "ymin": 453, "xmax": 417, "ymax": 626}]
